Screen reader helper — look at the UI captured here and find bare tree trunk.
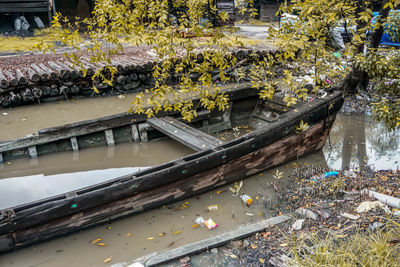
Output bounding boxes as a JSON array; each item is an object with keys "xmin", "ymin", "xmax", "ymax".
[{"xmin": 342, "ymin": 0, "xmax": 391, "ymax": 94}]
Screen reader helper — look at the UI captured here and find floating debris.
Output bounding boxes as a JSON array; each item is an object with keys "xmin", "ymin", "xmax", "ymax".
[
  {"xmin": 240, "ymin": 195, "xmax": 253, "ymax": 206},
  {"xmin": 206, "ymin": 204, "xmax": 220, "ymax": 211},
  {"xmin": 91, "ymin": 238, "xmax": 102, "ymax": 244},
  {"xmin": 204, "ymin": 219, "xmax": 218, "ymax": 230}
]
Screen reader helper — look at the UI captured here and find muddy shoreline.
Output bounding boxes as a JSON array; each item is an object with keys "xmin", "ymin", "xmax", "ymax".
[{"xmin": 163, "ymin": 167, "xmax": 400, "ymax": 267}]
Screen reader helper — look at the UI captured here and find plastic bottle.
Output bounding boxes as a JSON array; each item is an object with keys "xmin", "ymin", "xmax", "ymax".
[
  {"xmin": 194, "ymin": 216, "xmax": 206, "ymax": 225},
  {"xmin": 240, "ymin": 195, "xmax": 253, "ymax": 206}
]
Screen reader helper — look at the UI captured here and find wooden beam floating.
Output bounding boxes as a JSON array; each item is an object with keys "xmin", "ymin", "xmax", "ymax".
[{"xmin": 147, "ymin": 116, "xmax": 224, "ymax": 151}]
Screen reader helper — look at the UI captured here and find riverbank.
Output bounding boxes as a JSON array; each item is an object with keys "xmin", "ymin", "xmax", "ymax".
[{"xmin": 168, "ymin": 168, "xmax": 400, "ymax": 267}]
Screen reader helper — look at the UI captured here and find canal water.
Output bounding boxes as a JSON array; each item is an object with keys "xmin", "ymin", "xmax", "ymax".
[{"xmin": 0, "ymin": 101, "xmax": 399, "ymax": 266}]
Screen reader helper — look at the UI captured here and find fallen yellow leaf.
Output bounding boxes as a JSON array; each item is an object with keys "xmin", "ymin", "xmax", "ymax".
[
  {"xmin": 104, "ymin": 257, "xmax": 112, "ymax": 263},
  {"xmin": 173, "ymin": 230, "xmax": 181, "ymax": 235},
  {"xmin": 91, "ymin": 238, "xmax": 102, "ymax": 244},
  {"xmin": 250, "ymin": 244, "xmax": 258, "ymax": 249},
  {"xmin": 147, "ymin": 237, "xmax": 155, "ymax": 240},
  {"xmin": 279, "ymin": 243, "xmax": 288, "ymax": 247},
  {"xmin": 126, "ymin": 233, "xmax": 131, "ymax": 237},
  {"xmin": 259, "ymin": 258, "xmax": 265, "ymax": 264},
  {"xmin": 97, "ymin": 242, "xmax": 106, "ymax": 247},
  {"xmin": 158, "ymin": 233, "xmax": 166, "ymax": 236},
  {"xmin": 217, "ymin": 190, "xmax": 222, "ymax": 194},
  {"xmin": 192, "ymin": 224, "xmax": 199, "ymax": 228}
]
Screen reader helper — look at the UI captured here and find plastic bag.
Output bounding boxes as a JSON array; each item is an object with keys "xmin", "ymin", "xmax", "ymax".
[
  {"xmin": 20, "ymin": 16, "xmax": 30, "ymax": 31},
  {"xmin": 34, "ymin": 16, "xmax": 45, "ymax": 29}
]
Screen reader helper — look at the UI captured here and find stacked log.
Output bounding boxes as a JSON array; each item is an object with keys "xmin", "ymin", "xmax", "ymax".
[
  {"xmin": 31, "ymin": 64, "xmax": 50, "ymax": 82},
  {"xmin": 0, "ymin": 49, "xmax": 280, "ymax": 108},
  {"xmin": 24, "ymin": 67, "xmax": 40, "ymax": 83},
  {"xmin": 15, "ymin": 69, "xmax": 27, "ymax": 85},
  {"xmin": 4, "ymin": 70, "xmax": 19, "ymax": 87},
  {"xmin": 20, "ymin": 88, "xmax": 34, "ymax": 102},
  {"xmin": 0, "ymin": 69, "xmax": 9, "ymax": 89},
  {"xmin": 39, "ymin": 63, "xmax": 58, "ymax": 80}
]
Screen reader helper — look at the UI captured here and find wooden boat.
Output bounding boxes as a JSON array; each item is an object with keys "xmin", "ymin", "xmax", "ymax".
[{"xmin": 0, "ymin": 83, "xmax": 343, "ymax": 253}]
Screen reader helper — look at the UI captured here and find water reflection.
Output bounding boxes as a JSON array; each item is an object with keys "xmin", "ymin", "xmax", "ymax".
[
  {"xmin": 0, "ymin": 167, "xmax": 146, "ymax": 209},
  {"xmin": 323, "ymin": 112, "xmax": 400, "ymax": 170},
  {"xmin": 0, "ymin": 139, "xmax": 193, "ymax": 209},
  {"xmin": 0, "ymin": 139, "xmax": 193, "ymax": 179}
]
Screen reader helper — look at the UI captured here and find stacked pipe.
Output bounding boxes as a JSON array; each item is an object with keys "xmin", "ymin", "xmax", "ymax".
[{"xmin": 0, "ymin": 49, "xmax": 280, "ymax": 107}]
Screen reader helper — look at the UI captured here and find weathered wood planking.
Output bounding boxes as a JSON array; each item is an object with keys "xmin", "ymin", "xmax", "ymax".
[
  {"xmin": 0, "ymin": 112, "xmax": 338, "ymax": 252},
  {"xmin": 147, "ymin": 117, "xmax": 223, "ymax": 151},
  {"xmin": 163, "ymin": 116, "xmax": 224, "ymax": 147},
  {"xmin": 0, "ymin": 91, "xmax": 343, "ymax": 240}
]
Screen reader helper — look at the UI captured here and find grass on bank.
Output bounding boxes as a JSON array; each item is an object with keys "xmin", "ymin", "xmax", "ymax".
[
  {"xmin": 0, "ymin": 26, "xmax": 275, "ymax": 53},
  {"xmin": 0, "ymin": 28, "xmax": 60, "ymax": 53},
  {"xmin": 290, "ymin": 218, "xmax": 400, "ymax": 266},
  {"xmin": 235, "ymin": 19, "xmax": 277, "ymax": 27}
]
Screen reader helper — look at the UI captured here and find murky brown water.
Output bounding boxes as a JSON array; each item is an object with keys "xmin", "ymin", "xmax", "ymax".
[
  {"xmin": 0, "ymin": 139, "xmax": 193, "ymax": 209},
  {"xmin": 323, "ymin": 112, "xmax": 400, "ymax": 171},
  {"xmin": 0, "ymin": 100, "xmax": 399, "ymax": 266},
  {"xmin": 0, "ymin": 94, "xmax": 135, "ymax": 140},
  {"xmin": 0, "ymin": 83, "xmax": 244, "ymax": 141},
  {"xmin": 0, "ymin": 156, "xmax": 319, "ymax": 267}
]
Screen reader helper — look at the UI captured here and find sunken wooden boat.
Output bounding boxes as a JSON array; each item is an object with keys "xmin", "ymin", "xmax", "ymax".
[{"xmin": 0, "ymin": 83, "xmax": 343, "ymax": 253}]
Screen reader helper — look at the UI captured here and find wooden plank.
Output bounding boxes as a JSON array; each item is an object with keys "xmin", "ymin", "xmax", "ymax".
[
  {"xmin": 28, "ymin": 146, "xmax": 37, "ymax": 158},
  {"xmin": 0, "ymin": 7, "xmax": 49, "ymax": 12},
  {"xmin": 70, "ymin": 137, "xmax": 79, "ymax": 152},
  {"xmin": 131, "ymin": 124, "xmax": 140, "ymax": 142},
  {"xmin": 147, "ymin": 117, "xmax": 216, "ymax": 151},
  {"xmin": 0, "ymin": 113, "xmax": 141, "ymax": 153},
  {"xmin": 161, "ymin": 116, "xmax": 224, "ymax": 147},
  {"xmin": 138, "ymin": 123, "xmax": 149, "ymax": 142},
  {"xmin": 104, "ymin": 129, "xmax": 115, "ymax": 146},
  {"xmin": 137, "ymin": 215, "xmax": 291, "ymax": 266}
]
